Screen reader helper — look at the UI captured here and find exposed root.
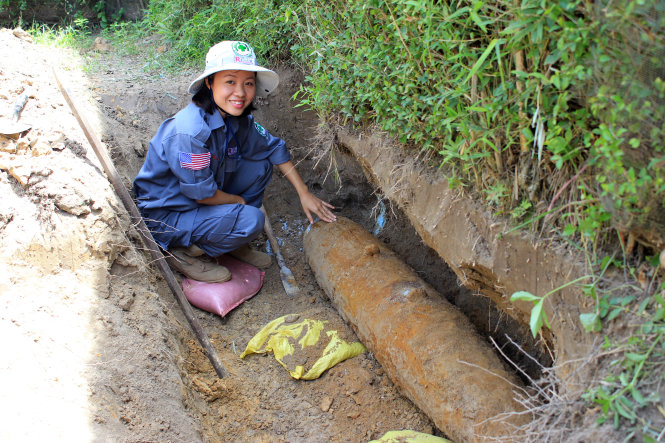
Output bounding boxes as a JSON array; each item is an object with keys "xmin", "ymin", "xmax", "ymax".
[
  {"xmin": 477, "ymin": 337, "xmax": 621, "ymax": 442},
  {"xmin": 303, "ymin": 120, "xmax": 343, "ymax": 191}
]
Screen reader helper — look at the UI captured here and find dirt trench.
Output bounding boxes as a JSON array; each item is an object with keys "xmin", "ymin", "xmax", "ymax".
[{"xmin": 0, "ymin": 30, "xmax": 586, "ymax": 442}]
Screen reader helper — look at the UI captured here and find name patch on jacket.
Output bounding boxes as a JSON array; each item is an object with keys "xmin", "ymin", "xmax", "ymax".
[{"xmin": 179, "ymin": 151, "xmax": 211, "ymax": 170}]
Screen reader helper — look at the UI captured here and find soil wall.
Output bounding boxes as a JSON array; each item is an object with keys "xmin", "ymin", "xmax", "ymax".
[{"xmin": 336, "ymin": 127, "xmax": 595, "ymax": 385}]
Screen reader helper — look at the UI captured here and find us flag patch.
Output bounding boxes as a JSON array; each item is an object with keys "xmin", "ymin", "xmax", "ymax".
[{"xmin": 179, "ymin": 151, "xmax": 210, "ymax": 170}]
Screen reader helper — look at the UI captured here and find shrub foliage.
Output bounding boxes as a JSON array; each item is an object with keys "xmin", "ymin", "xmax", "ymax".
[{"xmin": 294, "ymin": 0, "xmax": 665, "ymax": 247}]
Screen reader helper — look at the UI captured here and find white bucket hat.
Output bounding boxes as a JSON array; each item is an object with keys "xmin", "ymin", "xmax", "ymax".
[{"xmin": 187, "ymin": 41, "xmax": 279, "ymax": 97}]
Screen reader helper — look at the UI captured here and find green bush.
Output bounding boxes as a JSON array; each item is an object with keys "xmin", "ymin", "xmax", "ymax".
[
  {"xmin": 289, "ymin": 0, "xmax": 665, "ymax": 248},
  {"xmin": 142, "ymin": 0, "xmax": 301, "ymax": 68}
]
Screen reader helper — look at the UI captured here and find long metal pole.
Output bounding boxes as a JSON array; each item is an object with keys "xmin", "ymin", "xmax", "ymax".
[{"xmin": 53, "ymin": 67, "xmax": 228, "ymax": 379}]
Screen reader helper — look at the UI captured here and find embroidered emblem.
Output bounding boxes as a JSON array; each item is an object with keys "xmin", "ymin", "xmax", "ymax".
[
  {"xmin": 179, "ymin": 151, "xmax": 211, "ymax": 170},
  {"xmin": 232, "ymin": 41, "xmax": 255, "ymax": 65},
  {"xmin": 227, "ymin": 144, "xmax": 238, "ymax": 158},
  {"xmin": 254, "ymin": 122, "xmax": 268, "ymax": 138},
  {"xmin": 233, "ymin": 41, "xmax": 253, "ymax": 57}
]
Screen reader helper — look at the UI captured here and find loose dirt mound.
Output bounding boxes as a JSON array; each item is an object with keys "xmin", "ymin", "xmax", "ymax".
[{"xmin": 0, "ymin": 30, "xmax": 439, "ymax": 441}]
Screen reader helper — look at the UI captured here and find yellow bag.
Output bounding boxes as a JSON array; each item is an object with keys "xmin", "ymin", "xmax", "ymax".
[
  {"xmin": 369, "ymin": 430, "xmax": 453, "ymax": 443},
  {"xmin": 240, "ymin": 313, "xmax": 366, "ymax": 380}
]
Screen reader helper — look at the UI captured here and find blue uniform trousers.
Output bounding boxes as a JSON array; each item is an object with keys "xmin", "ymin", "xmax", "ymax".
[{"xmin": 141, "ymin": 158, "xmax": 272, "ymax": 257}]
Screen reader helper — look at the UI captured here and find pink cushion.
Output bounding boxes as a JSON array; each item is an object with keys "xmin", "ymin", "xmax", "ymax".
[{"xmin": 182, "ymin": 255, "xmax": 265, "ymax": 317}]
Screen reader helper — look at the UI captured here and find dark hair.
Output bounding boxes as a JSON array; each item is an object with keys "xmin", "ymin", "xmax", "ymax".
[{"xmin": 192, "ymin": 73, "xmax": 256, "ymax": 116}]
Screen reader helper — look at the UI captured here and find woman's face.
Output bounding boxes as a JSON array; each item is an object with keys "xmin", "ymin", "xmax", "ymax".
[{"xmin": 206, "ymin": 70, "xmax": 256, "ymax": 117}]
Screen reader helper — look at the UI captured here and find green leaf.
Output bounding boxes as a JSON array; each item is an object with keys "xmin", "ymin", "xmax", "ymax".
[
  {"xmin": 654, "ymin": 293, "xmax": 665, "ymax": 307},
  {"xmin": 599, "ymin": 255, "xmax": 613, "ymax": 270},
  {"xmin": 614, "ymin": 399, "xmax": 635, "ymax": 421},
  {"xmin": 465, "ymin": 38, "xmax": 504, "ymax": 83},
  {"xmin": 606, "ymin": 308, "xmax": 622, "ymax": 322},
  {"xmin": 594, "ymin": 396, "xmax": 611, "ymax": 415},
  {"xmin": 625, "ymin": 352, "xmax": 647, "ymax": 362},
  {"xmin": 580, "ymin": 312, "xmax": 602, "ymax": 332},
  {"xmin": 618, "ymin": 296, "xmax": 635, "ymax": 306},
  {"xmin": 629, "ymin": 386, "xmax": 645, "ymax": 405},
  {"xmin": 654, "ymin": 307, "xmax": 665, "ymax": 322},
  {"xmin": 563, "ymin": 223, "xmax": 576, "ymax": 236},
  {"xmin": 530, "ymin": 299, "xmax": 545, "ymax": 338},
  {"xmin": 619, "ymin": 371, "xmax": 630, "ymax": 386},
  {"xmin": 510, "ymin": 291, "xmax": 540, "ymax": 302}
]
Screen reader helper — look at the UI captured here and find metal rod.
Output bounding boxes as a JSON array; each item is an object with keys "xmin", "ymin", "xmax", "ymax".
[
  {"xmin": 260, "ymin": 205, "xmax": 300, "ymax": 297},
  {"xmin": 53, "ymin": 67, "xmax": 228, "ymax": 379}
]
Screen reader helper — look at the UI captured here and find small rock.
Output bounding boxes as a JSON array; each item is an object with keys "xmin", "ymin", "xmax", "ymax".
[
  {"xmin": 0, "ymin": 138, "xmax": 16, "ymax": 154},
  {"xmin": 16, "ymin": 138, "xmax": 30, "ymax": 154},
  {"xmin": 320, "ymin": 396, "xmax": 333, "ymax": 412},
  {"xmin": 31, "ymin": 140, "xmax": 53, "ymax": 157},
  {"xmin": 0, "ymin": 157, "xmax": 31, "ymax": 186},
  {"xmin": 55, "ymin": 193, "xmax": 91, "ymax": 216},
  {"xmin": 47, "ymin": 133, "xmax": 65, "ymax": 145},
  {"xmin": 363, "ymin": 244, "xmax": 380, "ymax": 256},
  {"xmin": 347, "ymin": 411, "xmax": 360, "ymax": 419},
  {"xmin": 13, "ymin": 28, "xmax": 33, "ymax": 43},
  {"xmin": 284, "ymin": 314, "xmax": 300, "ymax": 323},
  {"xmin": 93, "ymin": 37, "xmax": 112, "ymax": 52}
]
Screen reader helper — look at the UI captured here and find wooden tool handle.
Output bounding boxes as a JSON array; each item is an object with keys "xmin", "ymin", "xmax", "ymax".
[{"xmin": 53, "ymin": 67, "xmax": 228, "ymax": 379}]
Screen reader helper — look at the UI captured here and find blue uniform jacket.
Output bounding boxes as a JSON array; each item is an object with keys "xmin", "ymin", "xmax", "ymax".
[{"xmin": 133, "ymin": 102, "xmax": 290, "ymax": 212}]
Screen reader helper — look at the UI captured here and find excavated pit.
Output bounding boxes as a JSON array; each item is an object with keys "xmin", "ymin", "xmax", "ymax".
[
  {"xmin": 0, "ymin": 29, "xmax": 562, "ymax": 439},
  {"xmin": 314, "ymin": 145, "xmax": 553, "ymax": 384},
  {"xmin": 334, "ymin": 128, "xmax": 594, "ymax": 391}
]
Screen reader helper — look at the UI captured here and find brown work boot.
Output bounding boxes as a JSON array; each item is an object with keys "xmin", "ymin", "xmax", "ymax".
[
  {"xmin": 167, "ymin": 248, "xmax": 231, "ymax": 282},
  {"xmin": 229, "ymin": 244, "xmax": 271, "ymax": 269},
  {"xmin": 181, "ymin": 244, "xmax": 205, "ymax": 257}
]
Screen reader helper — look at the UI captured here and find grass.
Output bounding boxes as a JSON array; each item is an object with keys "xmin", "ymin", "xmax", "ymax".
[{"xmin": 28, "ymin": 18, "xmax": 92, "ymax": 48}]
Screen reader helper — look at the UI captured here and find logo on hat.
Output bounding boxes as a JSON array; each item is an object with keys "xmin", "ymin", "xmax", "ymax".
[{"xmin": 233, "ymin": 41, "xmax": 254, "ymax": 57}]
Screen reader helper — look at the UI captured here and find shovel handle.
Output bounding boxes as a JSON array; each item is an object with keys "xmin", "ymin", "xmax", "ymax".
[{"xmin": 260, "ymin": 205, "xmax": 286, "ymax": 268}]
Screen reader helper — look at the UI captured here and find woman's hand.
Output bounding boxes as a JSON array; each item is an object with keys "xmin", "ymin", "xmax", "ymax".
[
  {"xmin": 299, "ymin": 190, "xmax": 336, "ymax": 224},
  {"xmin": 278, "ymin": 160, "xmax": 336, "ymax": 224}
]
